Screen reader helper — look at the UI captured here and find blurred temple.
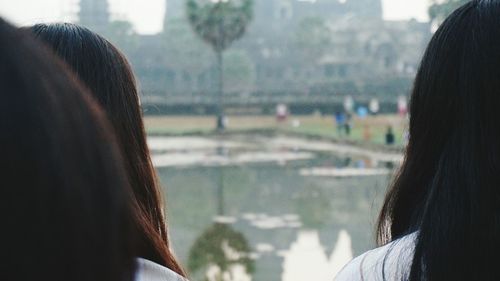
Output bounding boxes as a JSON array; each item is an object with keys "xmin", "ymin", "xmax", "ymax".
[
  {"xmin": 84, "ymin": 0, "xmax": 431, "ymax": 114},
  {"xmin": 166, "ymin": 0, "xmax": 185, "ymax": 19},
  {"xmin": 78, "ymin": 0, "xmax": 110, "ymax": 33}
]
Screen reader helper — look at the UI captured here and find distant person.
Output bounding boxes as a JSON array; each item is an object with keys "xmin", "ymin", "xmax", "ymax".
[
  {"xmin": 0, "ymin": 18, "xmax": 135, "ymax": 281},
  {"xmin": 356, "ymin": 106, "xmax": 368, "ymax": 118},
  {"xmin": 369, "ymin": 98, "xmax": 380, "ymax": 115},
  {"xmin": 363, "ymin": 124, "xmax": 372, "ymax": 141},
  {"xmin": 336, "ymin": 1, "xmax": 500, "ymax": 280},
  {"xmin": 28, "ymin": 23, "xmax": 187, "ymax": 280},
  {"xmin": 385, "ymin": 126, "xmax": 395, "ymax": 145},
  {"xmin": 344, "ymin": 112, "xmax": 352, "ymax": 136},
  {"xmin": 276, "ymin": 103, "xmax": 288, "ymax": 122},
  {"xmin": 397, "ymin": 95, "xmax": 408, "ymax": 117},
  {"xmin": 343, "ymin": 95, "xmax": 354, "ymax": 113},
  {"xmin": 334, "ymin": 111, "xmax": 346, "ymax": 136}
]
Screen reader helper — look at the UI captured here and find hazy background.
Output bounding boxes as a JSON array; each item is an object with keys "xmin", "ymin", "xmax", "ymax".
[
  {"xmin": 0, "ymin": 1, "xmax": 457, "ymax": 280},
  {"xmin": 1, "ymin": 0, "xmax": 429, "ymax": 34}
]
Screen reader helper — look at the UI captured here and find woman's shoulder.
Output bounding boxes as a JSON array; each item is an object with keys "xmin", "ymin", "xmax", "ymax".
[
  {"xmin": 135, "ymin": 258, "xmax": 188, "ymax": 281},
  {"xmin": 334, "ymin": 232, "xmax": 417, "ymax": 281}
]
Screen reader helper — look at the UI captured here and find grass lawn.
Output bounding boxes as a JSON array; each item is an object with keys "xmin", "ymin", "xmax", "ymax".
[{"xmin": 144, "ymin": 115, "xmax": 408, "ymax": 147}]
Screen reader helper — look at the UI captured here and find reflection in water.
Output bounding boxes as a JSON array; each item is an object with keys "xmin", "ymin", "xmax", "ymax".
[
  {"xmin": 188, "ymin": 146, "xmax": 255, "ymax": 281},
  {"xmin": 244, "ymin": 213, "xmax": 302, "ymax": 229},
  {"xmin": 188, "ymin": 223, "xmax": 255, "ymax": 281},
  {"xmin": 281, "ymin": 230, "xmax": 353, "ymax": 281},
  {"xmin": 293, "ymin": 184, "xmax": 331, "ymax": 229},
  {"xmin": 330, "ymin": 230, "xmax": 354, "ymax": 276},
  {"xmin": 299, "ymin": 167, "xmax": 391, "ymax": 177},
  {"xmin": 216, "ymin": 151, "xmax": 225, "ymax": 216},
  {"xmin": 156, "ymin": 135, "xmax": 397, "ymax": 280}
]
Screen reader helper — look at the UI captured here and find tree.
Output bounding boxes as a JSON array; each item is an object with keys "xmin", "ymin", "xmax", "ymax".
[
  {"xmin": 188, "ymin": 164, "xmax": 255, "ymax": 281},
  {"xmin": 188, "ymin": 223, "xmax": 255, "ymax": 281},
  {"xmin": 186, "ymin": 0, "xmax": 254, "ymax": 131},
  {"xmin": 429, "ymin": 0, "xmax": 468, "ymax": 25}
]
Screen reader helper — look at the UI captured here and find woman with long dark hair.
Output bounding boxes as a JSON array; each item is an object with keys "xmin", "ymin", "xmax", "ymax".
[
  {"xmin": 336, "ymin": 1, "xmax": 500, "ymax": 280},
  {"xmin": 27, "ymin": 23, "xmax": 187, "ymax": 279},
  {"xmin": 0, "ymin": 18, "xmax": 135, "ymax": 281}
]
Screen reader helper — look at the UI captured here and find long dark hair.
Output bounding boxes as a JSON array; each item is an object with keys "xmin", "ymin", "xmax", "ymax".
[
  {"xmin": 0, "ymin": 18, "xmax": 135, "ymax": 281},
  {"xmin": 27, "ymin": 23, "xmax": 186, "ymax": 276},
  {"xmin": 377, "ymin": 1, "xmax": 500, "ymax": 280}
]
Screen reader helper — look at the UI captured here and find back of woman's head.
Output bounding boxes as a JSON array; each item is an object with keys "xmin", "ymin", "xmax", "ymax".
[
  {"xmin": 26, "ymin": 23, "xmax": 185, "ymax": 276},
  {"xmin": 377, "ymin": 0, "xmax": 500, "ymax": 280},
  {"xmin": 0, "ymin": 19, "xmax": 135, "ymax": 281}
]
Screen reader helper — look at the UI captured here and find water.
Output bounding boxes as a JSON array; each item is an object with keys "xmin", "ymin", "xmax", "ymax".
[{"xmin": 150, "ymin": 135, "xmax": 399, "ymax": 281}]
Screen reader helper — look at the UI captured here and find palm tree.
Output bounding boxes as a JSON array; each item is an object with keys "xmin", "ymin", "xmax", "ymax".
[{"xmin": 186, "ymin": 0, "xmax": 254, "ymax": 131}]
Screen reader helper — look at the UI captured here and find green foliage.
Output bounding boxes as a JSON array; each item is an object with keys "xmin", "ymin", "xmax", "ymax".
[
  {"xmin": 186, "ymin": 0, "xmax": 255, "ymax": 129},
  {"xmin": 162, "ymin": 18, "xmax": 213, "ymax": 75},
  {"xmin": 293, "ymin": 17, "xmax": 332, "ymax": 64},
  {"xmin": 223, "ymin": 49, "xmax": 256, "ymax": 94},
  {"xmin": 186, "ymin": 0, "xmax": 254, "ymax": 52},
  {"xmin": 188, "ymin": 223, "xmax": 255, "ymax": 279},
  {"xmin": 429, "ymin": 0, "xmax": 469, "ymax": 23}
]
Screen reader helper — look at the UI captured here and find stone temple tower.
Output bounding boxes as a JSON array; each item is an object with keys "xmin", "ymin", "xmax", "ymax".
[
  {"xmin": 163, "ymin": 0, "xmax": 187, "ymax": 32},
  {"xmin": 78, "ymin": 0, "xmax": 110, "ymax": 32},
  {"xmin": 165, "ymin": 0, "xmax": 185, "ymax": 20}
]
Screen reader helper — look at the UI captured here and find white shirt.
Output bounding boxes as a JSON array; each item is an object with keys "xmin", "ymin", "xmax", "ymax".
[
  {"xmin": 335, "ymin": 233, "xmax": 416, "ymax": 281},
  {"xmin": 135, "ymin": 258, "xmax": 188, "ymax": 281}
]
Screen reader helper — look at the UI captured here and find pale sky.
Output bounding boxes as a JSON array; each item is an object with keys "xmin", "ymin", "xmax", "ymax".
[{"xmin": 0, "ymin": 0, "xmax": 429, "ymax": 34}]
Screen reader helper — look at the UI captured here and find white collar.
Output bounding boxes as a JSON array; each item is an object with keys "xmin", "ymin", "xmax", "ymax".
[{"xmin": 135, "ymin": 258, "xmax": 188, "ymax": 281}]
